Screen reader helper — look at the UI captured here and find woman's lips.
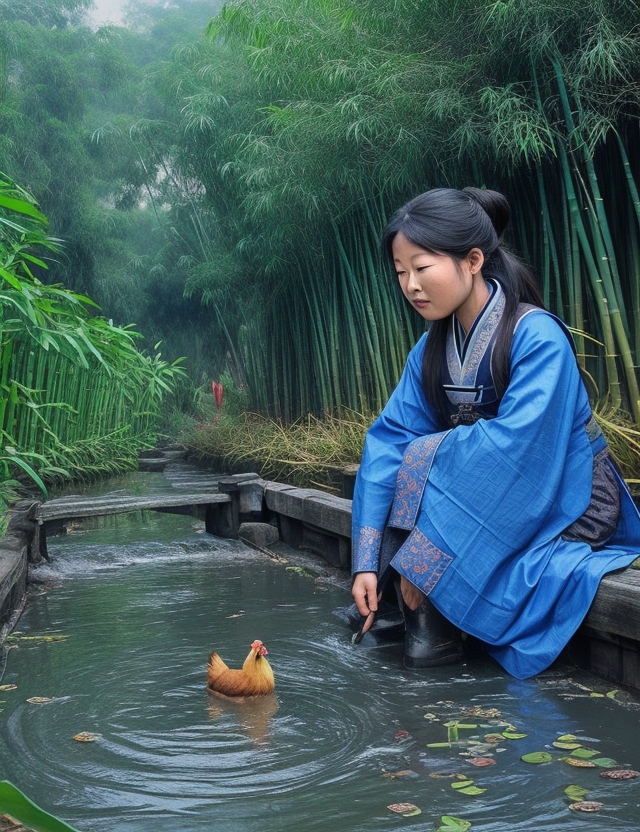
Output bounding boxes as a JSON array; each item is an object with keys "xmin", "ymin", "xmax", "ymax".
[{"xmin": 413, "ymin": 299, "xmax": 429, "ymax": 308}]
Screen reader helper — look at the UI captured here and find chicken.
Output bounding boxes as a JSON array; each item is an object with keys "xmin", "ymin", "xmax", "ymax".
[{"xmin": 206, "ymin": 639, "xmax": 275, "ymax": 697}]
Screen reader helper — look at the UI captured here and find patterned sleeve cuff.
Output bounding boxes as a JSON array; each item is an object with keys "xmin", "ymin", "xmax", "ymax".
[{"xmin": 352, "ymin": 526, "xmax": 382, "ymax": 573}]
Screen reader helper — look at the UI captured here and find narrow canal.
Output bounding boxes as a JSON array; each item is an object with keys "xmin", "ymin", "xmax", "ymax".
[{"xmin": 0, "ymin": 471, "xmax": 639, "ymax": 831}]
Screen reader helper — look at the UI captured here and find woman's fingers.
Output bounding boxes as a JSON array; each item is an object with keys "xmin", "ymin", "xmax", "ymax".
[{"xmin": 352, "ymin": 571, "xmax": 378, "ymax": 617}]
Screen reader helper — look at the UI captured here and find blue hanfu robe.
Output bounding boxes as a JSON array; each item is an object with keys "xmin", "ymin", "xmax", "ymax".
[{"xmin": 352, "ymin": 304, "xmax": 640, "ymax": 679}]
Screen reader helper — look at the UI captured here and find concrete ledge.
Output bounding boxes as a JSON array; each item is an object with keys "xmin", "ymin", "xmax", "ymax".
[
  {"xmin": 263, "ymin": 481, "xmax": 352, "ymax": 568},
  {"xmin": 0, "ymin": 531, "xmax": 29, "ymax": 634}
]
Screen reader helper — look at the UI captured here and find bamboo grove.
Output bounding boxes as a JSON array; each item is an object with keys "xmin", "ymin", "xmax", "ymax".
[
  {"xmin": 173, "ymin": 0, "xmax": 640, "ymax": 422},
  {"xmin": 2, "ymin": 0, "xmax": 640, "ymax": 433},
  {"xmin": 0, "ymin": 173, "xmax": 183, "ymax": 518}
]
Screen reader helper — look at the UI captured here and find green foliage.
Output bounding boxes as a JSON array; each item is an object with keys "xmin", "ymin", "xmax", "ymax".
[
  {"xmin": 174, "ymin": 0, "xmax": 640, "ymax": 421},
  {"xmin": 0, "ymin": 171, "xmax": 185, "ymax": 507},
  {"xmin": 1, "ymin": 0, "xmax": 640, "ymax": 431}
]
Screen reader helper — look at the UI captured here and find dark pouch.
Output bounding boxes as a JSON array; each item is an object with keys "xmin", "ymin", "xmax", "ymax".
[{"xmin": 562, "ymin": 448, "xmax": 621, "ymax": 548}]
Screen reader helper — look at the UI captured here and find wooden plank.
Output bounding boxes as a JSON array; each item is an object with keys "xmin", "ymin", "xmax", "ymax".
[
  {"xmin": 34, "ymin": 493, "xmax": 231, "ymax": 523},
  {"xmin": 583, "ymin": 567, "xmax": 640, "ymax": 642}
]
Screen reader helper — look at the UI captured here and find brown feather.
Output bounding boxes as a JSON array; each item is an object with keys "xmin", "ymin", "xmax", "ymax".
[{"xmin": 206, "ymin": 640, "xmax": 275, "ymax": 697}]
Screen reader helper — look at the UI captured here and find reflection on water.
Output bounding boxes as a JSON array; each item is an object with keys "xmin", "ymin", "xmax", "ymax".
[{"xmin": 0, "ymin": 508, "xmax": 639, "ymax": 831}]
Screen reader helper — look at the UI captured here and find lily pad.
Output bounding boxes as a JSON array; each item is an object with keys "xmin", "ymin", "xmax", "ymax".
[
  {"xmin": 0, "ymin": 686, "xmax": 17, "ymax": 692},
  {"xmin": 457, "ymin": 786, "xmax": 486, "ymax": 795},
  {"xmin": 436, "ymin": 816, "xmax": 471, "ymax": 832},
  {"xmin": 600, "ymin": 769, "xmax": 639, "ymax": 780},
  {"xmin": 560, "ymin": 757, "xmax": 597, "ymax": 768},
  {"xmin": 451, "ymin": 780, "xmax": 475, "ymax": 790},
  {"xmin": 591, "ymin": 757, "xmax": 618, "ymax": 768},
  {"xmin": 469, "ymin": 757, "xmax": 496, "ymax": 767},
  {"xmin": 26, "ymin": 697, "xmax": 53, "ymax": 704},
  {"xmin": 570, "ymin": 748, "xmax": 599, "ymax": 759},
  {"xmin": 502, "ymin": 731, "xmax": 527, "ymax": 740},
  {"xmin": 521, "ymin": 752, "xmax": 553, "ymax": 764},
  {"xmin": 552, "ymin": 741, "xmax": 581, "ymax": 750},
  {"xmin": 465, "ymin": 706, "xmax": 501, "ymax": 718},
  {"xmin": 72, "ymin": 732, "xmax": 101, "ymax": 742},
  {"xmin": 387, "ymin": 803, "xmax": 421, "ymax": 817},
  {"xmin": 568, "ymin": 801, "xmax": 603, "ymax": 813},
  {"xmin": 564, "ymin": 785, "xmax": 589, "ymax": 801}
]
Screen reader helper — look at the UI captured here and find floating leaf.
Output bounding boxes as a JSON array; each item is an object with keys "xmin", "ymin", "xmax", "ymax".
[
  {"xmin": 0, "ymin": 685, "xmax": 17, "ymax": 691},
  {"xmin": 502, "ymin": 731, "xmax": 527, "ymax": 740},
  {"xmin": 557, "ymin": 734, "xmax": 579, "ymax": 742},
  {"xmin": 26, "ymin": 697, "xmax": 53, "ymax": 704},
  {"xmin": 387, "ymin": 803, "xmax": 421, "ymax": 817},
  {"xmin": 592, "ymin": 757, "xmax": 617, "ymax": 768},
  {"xmin": 560, "ymin": 757, "xmax": 597, "ymax": 768},
  {"xmin": 469, "ymin": 757, "xmax": 496, "ymax": 767},
  {"xmin": 600, "ymin": 769, "xmax": 639, "ymax": 780},
  {"xmin": 564, "ymin": 785, "xmax": 589, "ymax": 801},
  {"xmin": 606, "ymin": 690, "xmax": 618, "ymax": 699},
  {"xmin": 8, "ymin": 634, "xmax": 68, "ymax": 644},
  {"xmin": 429, "ymin": 773, "xmax": 460, "ymax": 779},
  {"xmin": 589, "ymin": 692, "xmax": 605, "ymax": 698},
  {"xmin": 568, "ymin": 801, "xmax": 603, "ymax": 813},
  {"xmin": 428, "ymin": 742, "xmax": 456, "ymax": 748},
  {"xmin": 570, "ymin": 748, "xmax": 599, "ymax": 759},
  {"xmin": 394, "ymin": 730, "xmax": 411, "ymax": 740},
  {"xmin": 451, "ymin": 780, "xmax": 475, "ymax": 790},
  {"xmin": 73, "ymin": 732, "xmax": 101, "ymax": 742},
  {"xmin": 466, "ymin": 706, "xmax": 501, "ymax": 718},
  {"xmin": 521, "ymin": 752, "xmax": 553, "ymax": 764},
  {"xmin": 483, "ymin": 733, "xmax": 504, "ymax": 744},
  {"xmin": 436, "ymin": 816, "xmax": 471, "ymax": 832},
  {"xmin": 552, "ymin": 741, "xmax": 581, "ymax": 750},
  {"xmin": 382, "ymin": 769, "xmax": 418, "ymax": 780},
  {"xmin": 457, "ymin": 786, "xmax": 486, "ymax": 795}
]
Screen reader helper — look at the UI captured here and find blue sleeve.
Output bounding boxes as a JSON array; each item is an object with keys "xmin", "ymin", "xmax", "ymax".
[{"xmin": 351, "ymin": 334, "xmax": 440, "ymax": 572}]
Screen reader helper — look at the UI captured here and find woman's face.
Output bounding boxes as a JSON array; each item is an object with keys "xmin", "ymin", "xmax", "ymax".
[{"xmin": 392, "ymin": 231, "xmax": 488, "ymax": 333}]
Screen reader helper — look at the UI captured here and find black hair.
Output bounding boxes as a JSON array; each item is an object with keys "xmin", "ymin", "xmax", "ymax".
[{"xmin": 381, "ymin": 187, "xmax": 544, "ymax": 425}]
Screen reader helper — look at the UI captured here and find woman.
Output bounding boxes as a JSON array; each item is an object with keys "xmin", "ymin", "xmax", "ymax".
[{"xmin": 351, "ymin": 187, "xmax": 640, "ymax": 679}]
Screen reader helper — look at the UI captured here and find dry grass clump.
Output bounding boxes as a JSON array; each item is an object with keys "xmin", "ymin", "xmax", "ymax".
[
  {"xmin": 594, "ymin": 406, "xmax": 640, "ymax": 493},
  {"xmin": 182, "ymin": 404, "xmax": 640, "ymax": 496},
  {"xmin": 182, "ymin": 410, "xmax": 373, "ymax": 491}
]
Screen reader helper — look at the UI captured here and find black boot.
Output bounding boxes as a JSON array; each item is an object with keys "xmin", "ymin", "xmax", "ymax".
[{"xmin": 400, "ymin": 594, "xmax": 463, "ymax": 669}]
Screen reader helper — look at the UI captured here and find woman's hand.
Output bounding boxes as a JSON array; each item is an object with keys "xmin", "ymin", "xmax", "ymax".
[{"xmin": 352, "ymin": 572, "xmax": 379, "ymax": 637}]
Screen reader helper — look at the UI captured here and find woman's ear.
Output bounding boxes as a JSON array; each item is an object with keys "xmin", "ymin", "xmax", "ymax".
[{"xmin": 467, "ymin": 247, "xmax": 484, "ymax": 274}]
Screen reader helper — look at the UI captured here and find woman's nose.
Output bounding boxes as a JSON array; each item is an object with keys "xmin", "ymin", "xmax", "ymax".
[{"xmin": 406, "ymin": 270, "xmax": 421, "ymax": 292}]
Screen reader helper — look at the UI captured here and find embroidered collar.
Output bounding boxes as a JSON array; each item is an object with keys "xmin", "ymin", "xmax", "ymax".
[{"xmin": 446, "ymin": 279, "xmax": 505, "ymax": 388}]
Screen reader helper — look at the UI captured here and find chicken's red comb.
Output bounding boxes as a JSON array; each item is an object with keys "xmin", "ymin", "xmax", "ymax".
[{"xmin": 251, "ymin": 639, "xmax": 267, "ymax": 655}]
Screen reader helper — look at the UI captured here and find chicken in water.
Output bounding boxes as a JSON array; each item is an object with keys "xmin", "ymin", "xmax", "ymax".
[{"xmin": 206, "ymin": 639, "xmax": 275, "ymax": 697}]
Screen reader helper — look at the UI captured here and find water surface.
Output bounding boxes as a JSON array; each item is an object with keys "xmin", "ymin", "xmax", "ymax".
[{"xmin": 1, "ymin": 499, "xmax": 639, "ymax": 831}]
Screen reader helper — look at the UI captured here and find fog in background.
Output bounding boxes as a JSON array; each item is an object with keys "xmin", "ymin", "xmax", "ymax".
[
  {"xmin": 88, "ymin": 0, "xmax": 125, "ymax": 24},
  {"xmin": 89, "ymin": 0, "xmax": 177, "ymax": 26}
]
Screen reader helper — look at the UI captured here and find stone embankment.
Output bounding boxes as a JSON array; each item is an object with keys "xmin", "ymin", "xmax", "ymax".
[{"xmin": 1, "ymin": 457, "xmax": 640, "ymax": 692}]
